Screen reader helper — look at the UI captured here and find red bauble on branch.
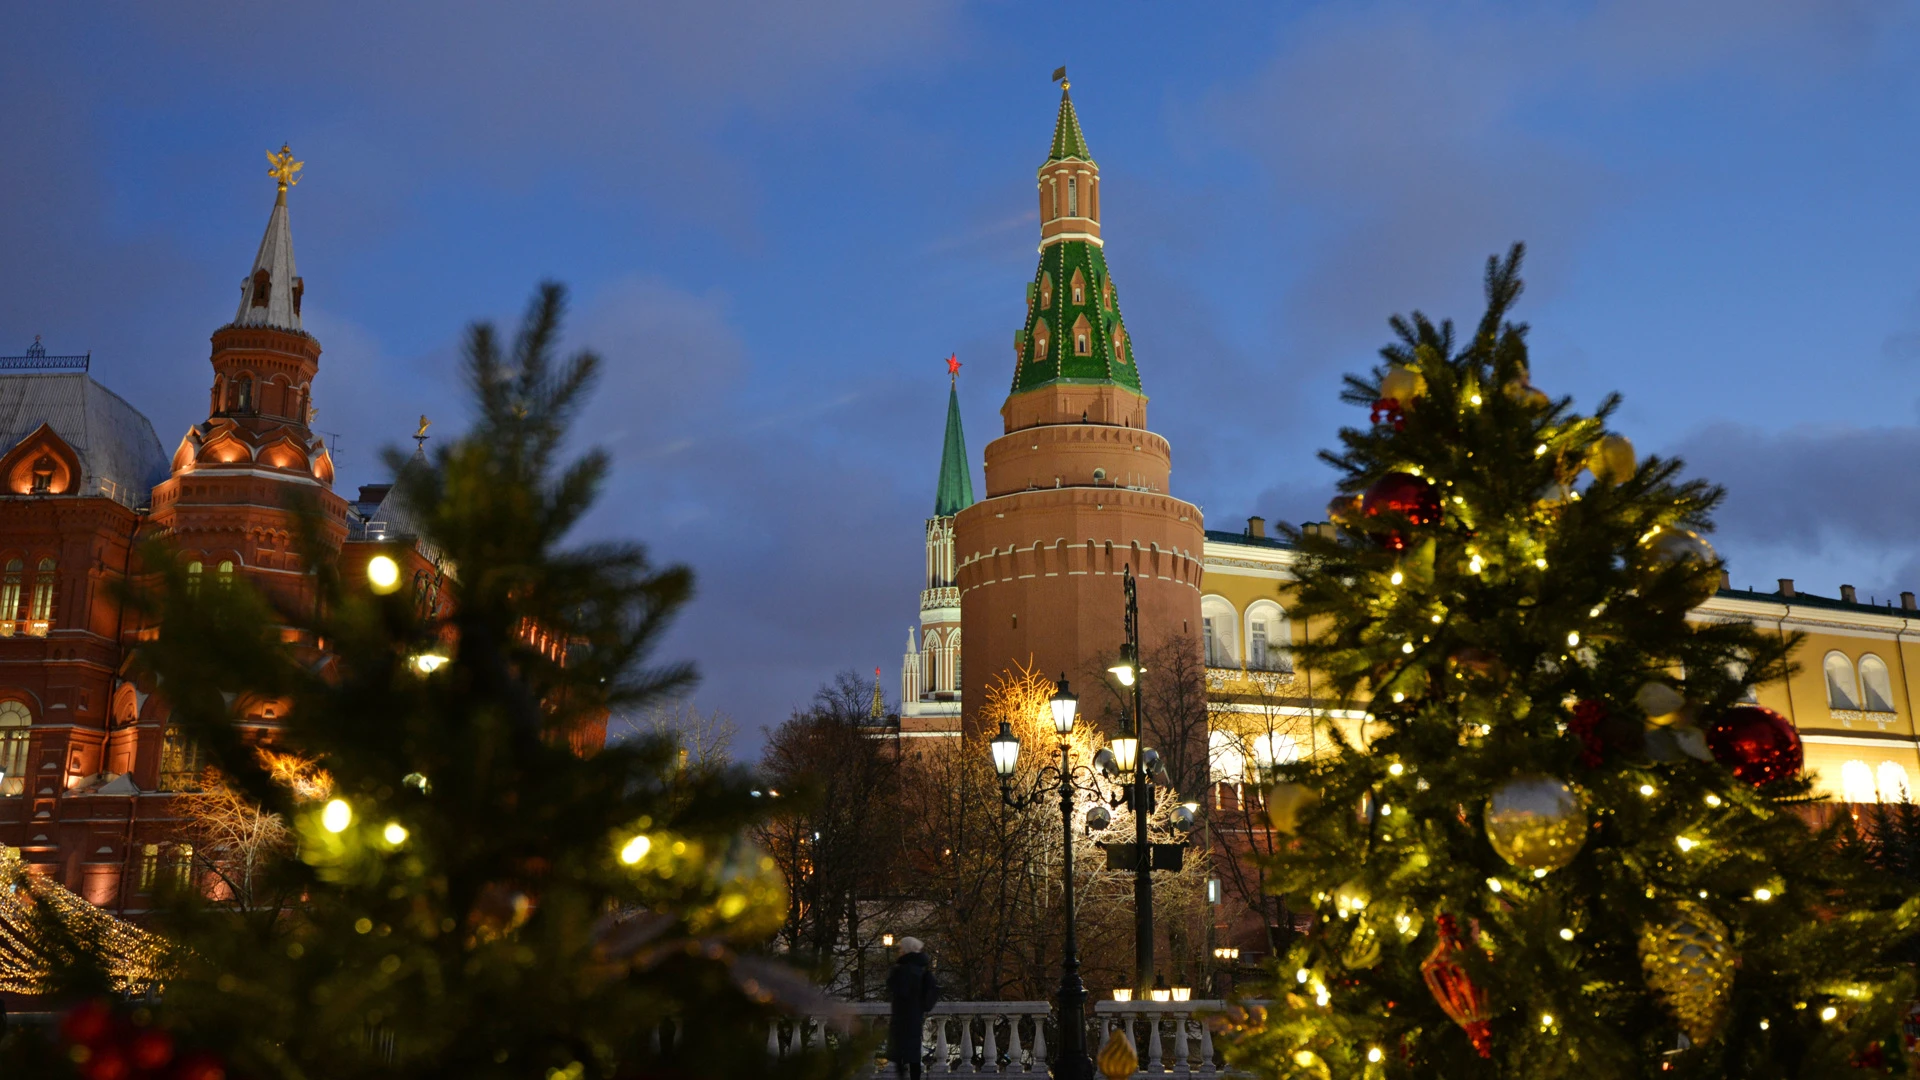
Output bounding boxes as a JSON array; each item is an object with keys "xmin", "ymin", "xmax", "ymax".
[
  {"xmin": 1421, "ymin": 914, "xmax": 1494, "ymax": 1059},
  {"xmin": 1360, "ymin": 472, "xmax": 1441, "ymax": 551},
  {"xmin": 1706, "ymin": 705, "xmax": 1803, "ymax": 786}
]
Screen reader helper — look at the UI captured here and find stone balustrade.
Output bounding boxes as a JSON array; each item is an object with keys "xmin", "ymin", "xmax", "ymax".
[
  {"xmin": 1094, "ymin": 1000, "xmax": 1229, "ymax": 1077},
  {"xmin": 766, "ymin": 999, "xmax": 1237, "ymax": 1077}
]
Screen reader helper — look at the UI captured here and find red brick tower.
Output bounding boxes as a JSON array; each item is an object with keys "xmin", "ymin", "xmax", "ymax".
[
  {"xmin": 149, "ymin": 145, "xmax": 350, "ymax": 615},
  {"xmin": 954, "ymin": 84, "xmax": 1204, "ymax": 729}
]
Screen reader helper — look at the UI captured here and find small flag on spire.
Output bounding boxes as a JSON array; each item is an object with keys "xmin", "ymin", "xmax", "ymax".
[{"xmin": 1052, "ymin": 66, "xmax": 1067, "ymax": 83}]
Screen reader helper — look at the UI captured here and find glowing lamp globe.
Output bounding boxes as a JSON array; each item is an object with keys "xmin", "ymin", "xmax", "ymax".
[
  {"xmin": 366, "ymin": 554, "xmax": 402, "ymax": 594},
  {"xmin": 990, "ymin": 722, "xmax": 1021, "ymax": 779},
  {"xmin": 1049, "ymin": 675, "xmax": 1079, "ymax": 736},
  {"xmin": 1110, "ymin": 735, "xmax": 1139, "ymax": 775}
]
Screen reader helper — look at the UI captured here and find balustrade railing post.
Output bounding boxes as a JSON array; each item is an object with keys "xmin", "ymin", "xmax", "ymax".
[{"xmin": 1172, "ymin": 1010, "xmax": 1190, "ymax": 1076}]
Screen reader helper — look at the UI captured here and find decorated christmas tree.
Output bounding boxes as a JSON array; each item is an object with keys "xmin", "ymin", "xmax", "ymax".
[
  {"xmin": 1219, "ymin": 247, "xmax": 1920, "ymax": 1077},
  {"xmin": 4, "ymin": 285, "xmax": 852, "ymax": 1080}
]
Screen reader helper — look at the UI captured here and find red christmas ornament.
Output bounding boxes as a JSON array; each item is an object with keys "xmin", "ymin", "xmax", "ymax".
[
  {"xmin": 1706, "ymin": 705, "xmax": 1803, "ymax": 786},
  {"xmin": 1361, "ymin": 472, "xmax": 1441, "ymax": 551},
  {"xmin": 61, "ymin": 999, "xmax": 115, "ymax": 1048},
  {"xmin": 1370, "ymin": 397, "xmax": 1407, "ymax": 431},
  {"xmin": 1421, "ymin": 914, "xmax": 1494, "ymax": 1059},
  {"xmin": 1567, "ymin": 700, "xmax": 1607, "ymax": 767},
  {"xmin": 173, "ymin": 1052, "xmax": 229, "ymax": 1080},
  {"xmin": 130, "ymin": 1028, "xmax": 176, "ymax": 1070}
]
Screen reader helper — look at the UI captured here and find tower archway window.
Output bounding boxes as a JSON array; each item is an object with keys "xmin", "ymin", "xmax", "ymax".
[
  {"xmin": 292, "ymin": 277, "xmax": 304, "ymax": 316},
  {"xmin": 29, "ymin": 456, "xmax": 54, "ymax": 493},
  {"xmin": 27, "ymin": 558, "xmax": 54, "ymax": 636},
  {"xmin": 1072, "ymin": 315, "xmax": 1092, "ymax": 356},
  {"xmin": 0, "ymin": 700, "xmax": 29, "ymax": 794},
  {"xmin": 236, "ymin": 376, "xmax": 253, "ymax": 413},
  {"xmin": 0, "ymin": 559, "xmax": 20, "ymax": 636},
  {"xmin": 1033, "ymin": 324, "xmax": 1050, "ymax": 362},
  {"xmin": 1071, "ymin": 269, "xmax": 1086, "ymax": 305},
  {"xmin": 1040, "ymin": 273, "xmax": 1054, "ymax": 309},
  {"xmin": 1068, "ymin": 176, "xmax": 1078, "ymax": 216},
  {"xmin": 251, "ymin": 269, "xmax": 271, "ymax": 308}
]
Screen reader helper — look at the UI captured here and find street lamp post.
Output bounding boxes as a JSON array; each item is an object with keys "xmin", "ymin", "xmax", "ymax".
[
  {"xmin": 990, "ymin": 676, "xmax": 1097, "ymax": 1080},
  {"xmin": 1106, "ymin": 565, "xmax": 1154, "ymax": 991}
]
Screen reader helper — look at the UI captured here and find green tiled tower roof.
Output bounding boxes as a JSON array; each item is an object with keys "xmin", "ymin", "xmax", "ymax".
[
  {"xmin": 1011, "ymin": 87, "xmax": 1142, "ymax": 397},
  {"xmin": 934, "ymin": 381, "xmax": 974, "ymax": 516},
  {"xmin": 1049, "ymin": 86, "xmax": 1094, "ymax": 164}
]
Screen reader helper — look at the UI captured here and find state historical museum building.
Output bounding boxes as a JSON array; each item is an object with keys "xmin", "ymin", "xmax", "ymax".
[{"xmin": 0, "ymin": 151, "xmax": 440, "ymax": 912}]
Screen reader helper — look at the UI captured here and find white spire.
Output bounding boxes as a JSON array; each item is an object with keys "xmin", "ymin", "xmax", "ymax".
[{"xmin": 232, "ymin": 145, "xmax": 305, "ymax": 333}]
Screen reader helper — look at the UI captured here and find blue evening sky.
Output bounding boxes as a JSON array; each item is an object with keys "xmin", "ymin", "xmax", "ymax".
[{"xmin": 6, "ymin": 2, "xmax": 1920, "ymax": 745}]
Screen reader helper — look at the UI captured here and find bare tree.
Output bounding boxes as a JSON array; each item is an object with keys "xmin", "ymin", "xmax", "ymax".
[
  {"xmin": 620, "ymin": 699, "xmax": 737, "ymax": 774},
  {"xmin": 169, "ymin": 750, "xmax": 330, "ymax": 913}
]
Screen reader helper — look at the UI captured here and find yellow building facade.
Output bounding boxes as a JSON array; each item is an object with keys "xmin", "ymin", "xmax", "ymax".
[{"xmin": 1198, "ymin": 519, "xmax": 1920, "ymax": 805}]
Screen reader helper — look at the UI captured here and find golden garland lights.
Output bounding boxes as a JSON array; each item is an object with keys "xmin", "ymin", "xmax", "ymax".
[{"xmin": 0, "ymin": 845, "xmax": 167, "ymax": 994}]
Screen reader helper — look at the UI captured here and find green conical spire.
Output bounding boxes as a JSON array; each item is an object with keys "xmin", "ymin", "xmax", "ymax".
[
  {"xmin": 934, "ymin": 381, "xmax": 974, "ymax": 517},
  {"xmin": 1049, "ymin": 85, "xmax": 1093, "ymax": 164}
]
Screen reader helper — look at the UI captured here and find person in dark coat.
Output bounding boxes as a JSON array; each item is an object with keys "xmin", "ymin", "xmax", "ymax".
[{"xmin": 886, "ymin": 936, "xmax": 939, "ymax": 1079}]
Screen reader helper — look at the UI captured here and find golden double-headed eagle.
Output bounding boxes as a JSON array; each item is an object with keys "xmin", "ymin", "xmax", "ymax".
[{"xmin": 268, "ymin": 144, "xmax": 304, "ymax": 192}]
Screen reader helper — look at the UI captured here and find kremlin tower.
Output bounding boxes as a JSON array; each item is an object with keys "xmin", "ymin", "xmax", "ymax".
[
  {"xmin": 900, "ymin": 360, "xmax": 973, "ymax": 734},
  {"xmin": 953, "ymin": 82, "xmax": 1204, "ymax": 729}
]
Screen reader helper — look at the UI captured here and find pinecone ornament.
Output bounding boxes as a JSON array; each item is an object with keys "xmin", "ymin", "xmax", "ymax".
[{"xmin": 1639, "ymin": 902, "xmax": 1734, "ymax": 1043}]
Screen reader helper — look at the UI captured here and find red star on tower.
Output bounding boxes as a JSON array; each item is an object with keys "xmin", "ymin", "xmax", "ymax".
[{"xmin": 946, "ymin": 352, "xmax": 961, "ymax": 378}]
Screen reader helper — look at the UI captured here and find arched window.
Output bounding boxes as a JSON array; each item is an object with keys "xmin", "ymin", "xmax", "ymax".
[
  {"xmin": 251, "ymin": 269, "xmax": 271, "ymax": 308},
  {"xmin": 1072, "ymin": 314, "xmax": 1092, "ymax": 356},
  {"xmin": 1070, "ymin": 269, "xmax": 1086, "ymax": 305},
  {"xmin": 952, "ymin": 638, "xmax": 961, "ymax": 691},
  {"xmin": 217, "ymin": 560, "xmax": 235, "ymax": 588},
  {"xmin": 29, "ymin": 455, "xmax": 54, "ymax": 494},
  {"xmin": 1878, "ymin": 761, "xmax": 1912, "ymax": 803},
  {"xmin": 1067, "ymin": 176, "xmax": 1078, "ymax": 216},
  {"xmin": 922, "ymin": 631, "xmax": 942, "ymax": 692},
  {"xmin": 1825, "ymin": 651, "xmax": 1860, "ymax": 710},
  {"xmin": 1201, "ymin": 595, "xmax": 1239, "ymax": 668},
  {"xmin": 186, "ymin": 560, "xmax": 203, "ymax": 595},
  {"xmin": 27, "ymin": 558, "xmax": 53, "ymax": 635},
  {"xmin": 0, "ymin": 559, "xmax": 20, "ymax": 636},
  {"xmin": 1860, "ymin": 654, "xmax": 1896, "ymax": 712},
  {"xmin": 1245, "ymin": 600, "xmax": 1294, "ymax": 673},
  {"xmin": 1842, "ymin": 760, "xmax": 1877, "ymax": 804},
  {"xmin": 235, "ymin": 376, "xmax": 253, "ymax": 412},
  {"xmin": 1040, "ymin": 273, "xmax": 1054, "ymax": 310},
  {"xmin": 138, "ymin": 844, "xmax": 159, "ymax": 892},
  {"xmin": 1208, "ymin": 729, "xmax": 1247, "ymax": 783},
  {"xmin": 160, "ymin": 726, "xmax": 205, "ymax": 792},
  {"xmin": 0, "ymin": 700, "xmax": 29, "ymax": 794},
  {"xmin": 1032, "ymin": 322, "xmax": 1050, "ymax": 363}
]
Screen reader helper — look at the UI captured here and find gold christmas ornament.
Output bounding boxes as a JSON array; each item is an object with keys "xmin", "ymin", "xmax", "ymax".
[
  {"xmin": 1503, "ymin": 378, "xmax": 1549, "ymax": 409},
  {"xmin": 1635, "ymin": 681, "xmax": 1688, "ymax": 727},
  {"xmin": 1333, "ymin": 878, "xmax": 1370, "ymax": 919},
  {"xmin": 1343, "ymin": 916, "xmax": 1382, "ymax": 969},
  {"xmin": 1585, "ymin": 434, "xmax": 1637, "ymax": 484},
  {"xmin": 1265, "ymin": 781, "xmax": 1320, "ymax": 834},
  {"xmin": 1380, "ymin": 365, "xmax": 1428, "ymax": 405},
  {"xmin": 1096, "ymin": 1027, "xmax": 1138, "ymax": 1079},
  {"xmin": 1639, "ymin": 902, "xmax": 1734, "ymax": 1043},
  {"xmin": 1645, "ymin": 527, "xmax": 1716, "ymax": 567},
  {"xmin": 1484, "ymin": 775, "xmax": 1587, "ymax": 873}
]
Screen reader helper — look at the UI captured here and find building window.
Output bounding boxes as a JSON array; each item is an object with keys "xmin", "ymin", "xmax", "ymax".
[
  {"xmin": 236, "ymin": 376, "xmax": 253, "ymax": 412},
  {"xmin": 0, "ymin": 700, "xmax": 28, "ymax": 794},
  {"xmin": 187, "ymin": 561, "xmax": 203, "ymax": 595},
  {"xmin": 217, "ymin": 560, "xmax": 235, "ymax": 588},
  {"xmin": 172, "ymin": 844, "xmax": 195, "ymax": 890},
  {"xmin": 160, "ymin": 726, "xmax": 206, "ymax": 792},
  {"xmin": 1072, "ymin": 315, "xmax": 1092, "ymax": 356},
  {"xmin": 138, "ymin": 844, "xmax": 160, "ymax": 892},
  {"xmin": 1825, "ymin": 651, "xmax": 1860, "ymax": 710},
  {"xmin": 1203, "ymin": 618, "xmax": 1221, "ymax": 666},
  {"xmin": 1071, "ymin": 269, "xmax": 1086, "ymax": 305},
  {"xmin": 1250, "ymin": 621, "xmax": 1271, "ymax": 671},
  {"xmin": 0, "ymin": 559, "xmax": 19, "ymax": 637},
  {"xmin": 27, "ymin": 558, "xmax": 53, "ymax": 635},
  {"xmin": 1860, "ymin": 654, "xmax": 1896, "ymax": 712},
  {"xmin": 29, "ymin": 455, "xmax": 54, "ymax": 493},
  {"xmin": 1040, "ymin": 273, "xmax": 1054, "ymax": 309},
  {"xmin": 1878, "ymin": 761, "xmax": 1912, "ymax": 803},
  {"xmin": 1208, "ymin": 729, "xmax": 1247, "ymax": 784},
  {"xmin": 1843, "ymin": 760, "xmax": 1877, "ymax": 804},
  {"xmin": 1067, "ymin": 176, "xmax": 1078, "ymax": 216},
  {"xmin": 1201, "ymin": 596, "xmax": 1240, "ymax": 667},
  {"xmin": 251, "ymin": 269, "xmax": 271, "ymax": 308},
  {"xmin": 1033, "ymin": 324, "xmax": 1050, "ymax": 362}
]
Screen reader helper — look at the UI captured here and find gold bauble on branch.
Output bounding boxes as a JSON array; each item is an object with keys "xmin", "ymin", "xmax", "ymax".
[
  {"xmin": 1265, "ymin": 781, "xmax": 1320, "ymax": 834},
  {"xmin": 1503, "ymin": 378, "xmax": 1550, "ymax": 409},
  {"xmin": 1380, "ymin": 364, "xmax": 1428, "ymax": 405},
  {"xmin": 1585, "ymin": 433, "xmax": 1637, "ymax": 484},
  {"xmin": 1643, "ymin": 527, "xmax": 1720, "ymax": 604},
  {"xmin": 1333, "ymin": 878, "xmax": 1370, "ymax": 919},
  {"xmin": 1635, "ymin": 681, "xmax": 1688, "ymax": 727},
  {"xmin": 1483, "ymin": 774, "xmax": 1587, "ymax": 873},
  {"xmin": 1343, "ymin": 916, "xmax": 1383, "ymax": 970},
  {"xmin": 1639, "ymin": 902, "xmax": 1734, "ymax": 1043}
]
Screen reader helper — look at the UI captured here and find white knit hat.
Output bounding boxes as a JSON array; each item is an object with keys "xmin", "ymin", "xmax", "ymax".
[{"xmin": 896, "ymin": 936, "xmax": 925, "ymax": 953}]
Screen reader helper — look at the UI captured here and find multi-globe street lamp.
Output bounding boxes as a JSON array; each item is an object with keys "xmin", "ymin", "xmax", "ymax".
[{"xmin": 989, "ymin": 675, "xmax": 1098, "ymax": 1080}]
